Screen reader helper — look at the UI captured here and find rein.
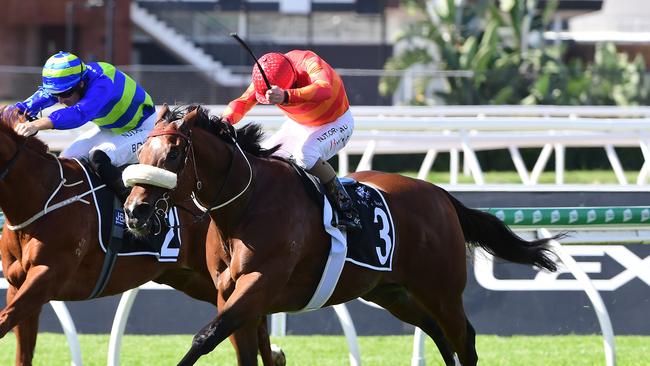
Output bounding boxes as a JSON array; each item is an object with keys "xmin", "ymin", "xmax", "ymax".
[
  {"xmin": 125, "ymin": 124, "xmax": 253, "ymax": 224},
  {"xmin": 194, "ymin": 133, "xmax": 253, "ymax": 212}
]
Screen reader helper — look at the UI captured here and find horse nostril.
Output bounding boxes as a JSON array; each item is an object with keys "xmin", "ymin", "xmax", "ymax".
[
  {"xmin": 133, "ymin": 202, "xmax": 152, "ymax": 219},
  {"xmin": 127, "ymin": 202, "xmax": 153, "ymax": 228}
]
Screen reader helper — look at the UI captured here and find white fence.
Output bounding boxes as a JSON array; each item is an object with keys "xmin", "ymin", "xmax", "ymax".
[{"xmin": 36, "ymin": 104, "xmax": 650, "ymax": 186}]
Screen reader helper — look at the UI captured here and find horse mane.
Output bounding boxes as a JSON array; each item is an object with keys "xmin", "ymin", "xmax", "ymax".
[
  {"xmin": 162, "ymin": 105, "xmax": 280, "ymax": 158},
  {"xmin": 0, "ymin": 105, "xmax": 51, "ymax": 156}
]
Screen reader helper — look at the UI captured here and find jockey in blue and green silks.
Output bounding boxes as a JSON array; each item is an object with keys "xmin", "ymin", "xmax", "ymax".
[{"xmin": 14, "ymin": 51, "xmax": 156, "ymax": 199}]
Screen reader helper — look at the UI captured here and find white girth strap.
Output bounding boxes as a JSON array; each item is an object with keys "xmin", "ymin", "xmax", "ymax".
[
  {"xmin": 122, "ymin": 164, "xmax": 177, "ymax": 189},
  {"xmin": 297, "ymin": 196, "xmax": 348, "ymax": 312}
]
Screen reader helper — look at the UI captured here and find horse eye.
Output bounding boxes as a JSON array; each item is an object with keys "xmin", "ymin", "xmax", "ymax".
[{"xmin": 168, "ymin": 149, "xmax": 179, "ymax": 160}]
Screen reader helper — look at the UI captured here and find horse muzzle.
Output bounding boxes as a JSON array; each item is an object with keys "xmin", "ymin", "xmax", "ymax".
[{"xmin": 124, "ymin": 201, "xmax": 154, "ymax": 233}]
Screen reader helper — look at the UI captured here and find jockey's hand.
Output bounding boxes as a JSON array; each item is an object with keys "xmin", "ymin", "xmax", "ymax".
[
  {"xmin": 14, "ymin": 117, "xmax": 53, "ymax": 137},
  {"xmin": 265, "ymin": 86, "xmax": 287, "ymax": 104}
]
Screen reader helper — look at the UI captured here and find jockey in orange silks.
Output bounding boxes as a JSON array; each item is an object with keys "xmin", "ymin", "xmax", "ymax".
[{"xmin": 222, "ymin": 50, "xmax": 361, "ymax": 231}]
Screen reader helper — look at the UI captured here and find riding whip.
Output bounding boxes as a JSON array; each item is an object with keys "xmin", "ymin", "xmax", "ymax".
[{"xmin": 230, "ymin": 33, "xmax": 272, "ymax": 90}]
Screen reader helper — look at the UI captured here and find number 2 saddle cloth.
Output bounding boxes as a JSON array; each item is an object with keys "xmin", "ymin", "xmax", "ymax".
[{"xmin": 83, "ymin": 161, "xmax": 184, "ymax": 263}]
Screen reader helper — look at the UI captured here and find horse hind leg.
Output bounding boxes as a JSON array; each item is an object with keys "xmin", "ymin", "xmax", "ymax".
[
  {"xmin": 362, "ymin": 285, "xmax": 457, "ymax": 366},
  {"xmin": 411, "ymin": 290, "xmax": 477, "ymax": 366}
]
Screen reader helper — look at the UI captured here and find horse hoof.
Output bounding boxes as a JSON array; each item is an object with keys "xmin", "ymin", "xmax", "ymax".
[{"xmin": 271, "ymin": 344, "xmax": 286, "ymax": 366}]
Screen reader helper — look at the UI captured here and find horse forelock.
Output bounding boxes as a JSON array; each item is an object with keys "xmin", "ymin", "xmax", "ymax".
[{"xmin": 0, "ymin": 105, "xmax": 50, "ymax": 156}]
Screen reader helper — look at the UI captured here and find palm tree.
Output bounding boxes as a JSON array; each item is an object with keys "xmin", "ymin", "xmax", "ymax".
[{"xmin": 384, "ymin": 0, "xmax": 649, "ymax": 106}]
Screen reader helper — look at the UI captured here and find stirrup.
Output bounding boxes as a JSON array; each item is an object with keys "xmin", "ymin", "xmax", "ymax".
[{"xmin": 336, "ymin": 208, "xmax": 362, "ymax": 232}]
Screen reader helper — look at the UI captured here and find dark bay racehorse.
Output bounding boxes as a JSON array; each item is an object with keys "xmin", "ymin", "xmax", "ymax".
[
  {"xmin": 0, "ymin": 106, "xmax": 277, "ymax": 366},
  {"xmin": 124, "ymin": 105, "xmax": 558, "ymax": 366}
]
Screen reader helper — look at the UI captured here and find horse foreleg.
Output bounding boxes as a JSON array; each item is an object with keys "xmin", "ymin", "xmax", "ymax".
[
  {"xmin": 0, "ymin": 265, "xmax": 57, "ymax": 339},
  {"xmin": 212, "ymin": 267, "xmax": 276, "ymax": 366},
  {"xmin": 256, "ymin": 316, "xmax": 280, "ymax": 366},
  {"xmin": 178, "ymin": 271, "xmax": 275, "ymax": 366},
  {"xmin": 6, "ymin": 285, "xmax": 42, "ymax": 366}
]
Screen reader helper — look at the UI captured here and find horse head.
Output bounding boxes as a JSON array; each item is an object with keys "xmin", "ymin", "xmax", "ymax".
[{"xmin": 123, "ymin": 104, "xmax": 238, "ymax": 236}]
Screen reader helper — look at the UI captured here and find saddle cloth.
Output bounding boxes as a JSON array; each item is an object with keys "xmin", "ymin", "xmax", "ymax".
[
  {"xmin": 81, "ymin": 161, "xmax": 183, "ymax": 262},
  {"xmin": 343, "ymin": 179, "xmax": 396, "ymax": 271},
  {"xmin": 291, "ymin": 164, "xmax": 397, "ymax": 311}
]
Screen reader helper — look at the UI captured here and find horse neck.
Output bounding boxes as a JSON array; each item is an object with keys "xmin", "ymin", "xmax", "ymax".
[
  {"xmin": 0, "ymin": 139, "xmax": 63, "ymax": 225},
  {"xmin": 191, "ymin": 129, "xmax": 256, "ymax": 231}
]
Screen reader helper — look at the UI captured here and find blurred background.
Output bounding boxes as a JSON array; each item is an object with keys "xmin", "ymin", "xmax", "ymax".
[{"xmin": 2, "ymin": 0, "xmax": 649, "ymax": 107}]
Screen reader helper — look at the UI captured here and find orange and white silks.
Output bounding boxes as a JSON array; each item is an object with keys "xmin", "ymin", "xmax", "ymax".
[{"xmin": 222, "ymin": 50, "xmax": 350, "ymax": 127}]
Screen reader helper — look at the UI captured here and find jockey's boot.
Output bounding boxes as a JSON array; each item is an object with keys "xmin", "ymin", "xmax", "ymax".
[
  {"xmin": 90, "ymin": 150, "xmax": 130, "ymax": 202},
  {"xmin": 324, "ymin": 177, "xmax": 362, "ymax": 232}
]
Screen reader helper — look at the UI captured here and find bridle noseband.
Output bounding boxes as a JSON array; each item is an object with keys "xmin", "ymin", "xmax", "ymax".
[{"xmin": 139, "ymin": 122, "xmax": 253, "ymax": 222}]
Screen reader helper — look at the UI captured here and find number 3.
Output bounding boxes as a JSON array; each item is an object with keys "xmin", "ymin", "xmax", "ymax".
[{"xmin": 374, "ymin": 207, "xmax": 392, "ymax": 265}]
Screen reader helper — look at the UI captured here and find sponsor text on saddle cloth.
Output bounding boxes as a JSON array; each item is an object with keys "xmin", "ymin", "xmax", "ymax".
[
  {"xmin": 83, "ymin": 161, "xmax": 183, "ymax": 262},
  {"xmin": 300, "ymin": 177, "xmax": 396, "ymax": 312}
]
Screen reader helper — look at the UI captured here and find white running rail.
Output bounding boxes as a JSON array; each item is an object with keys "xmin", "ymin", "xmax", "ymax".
[{"xmin": 37, "ymin": 105, "xmax": 650, "ymax": 186}]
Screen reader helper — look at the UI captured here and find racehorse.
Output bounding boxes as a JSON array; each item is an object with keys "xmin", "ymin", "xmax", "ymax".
[
  {"xmin": 124, "ymin": 105, "xmax": 558, "ymax": 366},
  {"xmin": 0, "ymin": 106, "xmax": 278, "ymax": 366}
]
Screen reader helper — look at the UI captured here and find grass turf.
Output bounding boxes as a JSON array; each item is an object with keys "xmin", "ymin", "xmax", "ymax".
[{"xmin": 1, "ymin": 334, "xmax": 648, "ymax": 365}]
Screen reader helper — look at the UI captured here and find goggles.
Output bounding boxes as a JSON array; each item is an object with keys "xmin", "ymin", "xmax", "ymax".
[{"xmin": 52, "ymin": 84, "xmax": 80, "ymax": 98}]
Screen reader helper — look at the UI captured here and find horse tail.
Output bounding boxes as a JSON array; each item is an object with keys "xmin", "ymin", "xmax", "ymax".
[{"xmin": 443, "ymin": 190, "xmax": 558, "ymax": 272}]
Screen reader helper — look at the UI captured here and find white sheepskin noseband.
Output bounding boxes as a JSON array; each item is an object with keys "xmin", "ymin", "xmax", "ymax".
[{"xmin": 122, "ymin": 164, "xmax": 177, "ymax": 189}]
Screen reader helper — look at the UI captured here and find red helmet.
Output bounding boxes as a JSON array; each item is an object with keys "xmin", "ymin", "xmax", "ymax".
[{"xmin": 252, "ymin": 52, "xmax": 296, "ymax": 104}]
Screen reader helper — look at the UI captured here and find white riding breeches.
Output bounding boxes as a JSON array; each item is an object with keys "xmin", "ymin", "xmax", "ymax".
[
  {"xmin": 60, "ymin": 112, "xmax": 156, "ymax": 166},
  {"xmin": 261, "ymin": 109, "xmax": 355, "ymax": 170}
]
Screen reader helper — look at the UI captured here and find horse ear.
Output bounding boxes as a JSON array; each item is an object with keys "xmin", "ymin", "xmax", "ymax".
[
  {"xmin": 179, "ymin": 108, "xmax": 198, "ymax": 133},
  {"xmin": 156, "ymin": 104, "xmax": 169, "ymax": 124}
]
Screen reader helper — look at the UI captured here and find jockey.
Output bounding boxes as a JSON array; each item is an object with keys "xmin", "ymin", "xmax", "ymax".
[
  {"xmin": 222, "ymin": 50, "xmax": 362, "ymax": 231},
  {"xmin": 14, "ymin": 51, "xmax": 156, "ymax": 200}
]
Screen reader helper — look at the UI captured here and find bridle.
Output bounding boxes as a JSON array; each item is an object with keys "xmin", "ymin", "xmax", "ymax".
[
  {"xmin": 126, "ymin": 121, "xmax": 253, "ymax": 226},
  {"xmin": 0, "ymin": 139, "xmax": 26, "ymax": 182},
  {"xmin": 0, "ymin": 112, "xmax": 35, "ymax": 182}
]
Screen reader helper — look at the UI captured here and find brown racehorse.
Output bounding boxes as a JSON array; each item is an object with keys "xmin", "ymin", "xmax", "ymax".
[
  {"xmin": 0, "ymin": 106, "xmax": 278, "ymax": 366},
  {"xmin": 124, "ymin": 105, "xmax": 558, "ymax": 366}
]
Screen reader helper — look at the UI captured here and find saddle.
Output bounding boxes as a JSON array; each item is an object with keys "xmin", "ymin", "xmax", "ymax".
[{"xmin": 289, "ymin": 161, "xmax": 396, "ymax": 271}]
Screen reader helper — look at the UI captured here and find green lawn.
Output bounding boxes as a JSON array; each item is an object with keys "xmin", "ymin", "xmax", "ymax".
[{"xmin": 1, "ymin": 334, "xmax": 647, "ymax": 365}]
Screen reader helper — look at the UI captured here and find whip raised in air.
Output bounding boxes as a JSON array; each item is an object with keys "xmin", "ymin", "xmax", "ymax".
[{"xmin": 230, "ymin": 32, "xmax": 272, "ymax": 90}]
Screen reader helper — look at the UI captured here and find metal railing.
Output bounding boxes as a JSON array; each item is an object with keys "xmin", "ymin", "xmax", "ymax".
[{"xmin": 5, "ymin": 104, "xmax": 650, "ymax": 186}]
